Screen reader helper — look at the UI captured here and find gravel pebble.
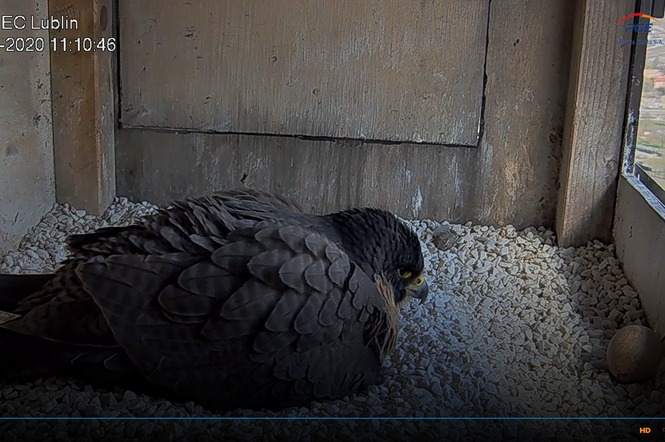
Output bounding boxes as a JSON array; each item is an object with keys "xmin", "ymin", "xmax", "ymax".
[{"xmin": 0, "ymin": 198, "xmax": 662, "ymax": 441}]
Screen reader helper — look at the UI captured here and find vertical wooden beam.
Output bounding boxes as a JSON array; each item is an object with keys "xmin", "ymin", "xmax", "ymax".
[
  {"xmin": 556, "ymin": 0, "xmax": 635, "ymax": 247},
  {"xmin": 49, "ymin": 0, "xmax": 116, "ymax": 215}
]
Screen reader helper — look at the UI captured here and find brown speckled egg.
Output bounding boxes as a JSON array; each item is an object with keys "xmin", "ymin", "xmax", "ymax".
[{"xmin": 607, "ymin": 325, "xmax": 662, "ymax": 384}]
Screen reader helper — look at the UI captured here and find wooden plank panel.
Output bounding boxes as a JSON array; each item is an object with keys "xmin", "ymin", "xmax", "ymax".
[
  {"xmin": 115, "ymin": 0, "xmax": 574, "ymax": 228},
  {"xmin": 614, "ymin": 176, "xmax": 665, "ymax": 338},
  {"xmin": 116, "ymin": 129, "xmax": 477, "ymax": 221},
  {"xmin": 555, "ymin": 0, "xmax": 634, "ymax": 247},
  {"xmin": 50, "ymin": 0, "xmax": 117, "ymax": 215},
  {"xmin": 118, "ymin": 0, "xmax": 488, "ymax": 146},
  {"xmin": 472, "ymin": 0, "xmax": 575, "ymax": 228}
]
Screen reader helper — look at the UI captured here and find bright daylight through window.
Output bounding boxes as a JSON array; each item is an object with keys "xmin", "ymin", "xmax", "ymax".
[{"xmin": 635, "ymin": 8, "xmax": 665, "ymax": 196}]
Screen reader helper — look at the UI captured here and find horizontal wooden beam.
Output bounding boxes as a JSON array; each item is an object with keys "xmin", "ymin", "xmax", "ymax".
[{"xmin": 49, "ymin": 0, "xmax": 116, "ymax": 215}]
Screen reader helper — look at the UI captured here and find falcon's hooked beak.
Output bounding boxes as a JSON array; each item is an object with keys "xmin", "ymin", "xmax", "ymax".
[{"xmin": 405, "ymin": 273, "xmax": 429, "ymax": 304}]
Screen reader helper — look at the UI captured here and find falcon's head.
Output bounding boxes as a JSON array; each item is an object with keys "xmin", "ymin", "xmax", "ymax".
[{"xmin": 326, "ymin": 207, "xmax": 429, "ymax": 307}]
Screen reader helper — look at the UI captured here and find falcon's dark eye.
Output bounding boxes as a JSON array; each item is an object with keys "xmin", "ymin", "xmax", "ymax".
[{"xmin": 397, "ymin": 268, "xmax": 412, "ymax": 279}]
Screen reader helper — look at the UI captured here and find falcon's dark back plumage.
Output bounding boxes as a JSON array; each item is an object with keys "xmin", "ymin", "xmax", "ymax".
[{"xmin": 0, "ymin": 188, "xmax": 428, "ymax": 410}]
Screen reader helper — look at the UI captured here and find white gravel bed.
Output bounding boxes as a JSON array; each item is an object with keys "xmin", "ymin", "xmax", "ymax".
[{"xmin": 0, "ymin": 197, "xmax": 662, "ymax": 441}]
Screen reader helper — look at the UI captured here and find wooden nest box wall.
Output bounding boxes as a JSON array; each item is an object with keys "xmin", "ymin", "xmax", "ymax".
[{"xmin": 3, "ymin": 0, "xmax": 638, "ymax": 251}]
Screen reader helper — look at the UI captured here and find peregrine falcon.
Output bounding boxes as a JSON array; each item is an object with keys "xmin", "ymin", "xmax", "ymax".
[{"xmin": 0, "ymin": 188, "xmax": 428, "ymax": 410}]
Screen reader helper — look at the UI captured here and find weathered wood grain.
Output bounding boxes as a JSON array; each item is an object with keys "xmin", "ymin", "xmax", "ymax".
[
  {"xmin": 116, "ymin": 130, "xmax": 477, "ymax": 221},
  {"xmin": 614, "ymin": 176, "xmax": 665, "ymax": 338},
  {"xmin": 0, "ymin": 0, "xmax": 55, "ymax": 252},
  {"xmin": 50, "ymin": 0, "xmax": 116, "ymax": 215},
  {"xmin": 115, "ymin": 0, "xmax": 575, "ymax": 228},
  {"xmin": 555, "ymin": 0, "xmax": 634, "ymax": 247},
  {"xmin": 118, "ymin": 0, "xmax": 489, "ymax": 146},
  {"xmin": 473, "ymin": 0, "xmax": 575, "ymax": 228}
]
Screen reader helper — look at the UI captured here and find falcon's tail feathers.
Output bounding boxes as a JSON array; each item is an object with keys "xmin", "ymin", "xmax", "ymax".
[
  {"xmin": 0, "ymin": 273, "xmax": 55, "ymax": 311},
  {"xmin": 0, "ymin": 325, "xmax": 149, "ymax": 391}
]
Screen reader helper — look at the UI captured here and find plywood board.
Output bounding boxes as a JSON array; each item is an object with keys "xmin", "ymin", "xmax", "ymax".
[{"xmin": 118, "ymin": 0, "xmax": 488, "ymax": 146}]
